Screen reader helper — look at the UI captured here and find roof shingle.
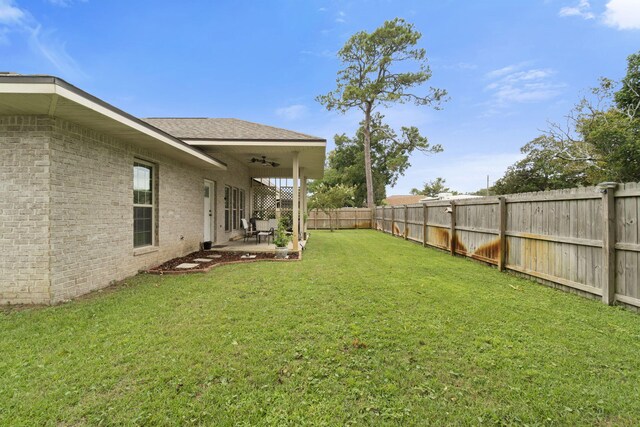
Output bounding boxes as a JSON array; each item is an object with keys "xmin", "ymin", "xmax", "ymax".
[{"xmin": 143, "ymin": 118, "xmax": 325, "ymax": 141}]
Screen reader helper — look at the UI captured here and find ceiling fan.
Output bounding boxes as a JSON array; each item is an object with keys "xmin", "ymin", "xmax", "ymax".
[{"xmin": 250, "ymin": 155, "xmax": 280, "ymax": 168}]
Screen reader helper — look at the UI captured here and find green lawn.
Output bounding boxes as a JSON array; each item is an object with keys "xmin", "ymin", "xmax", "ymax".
[{"xmin": 1, "ymin": 230, "xmax": 640, "ymax": 426}]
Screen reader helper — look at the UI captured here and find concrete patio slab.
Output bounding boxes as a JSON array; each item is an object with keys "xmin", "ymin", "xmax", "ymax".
[{"xmin": 210, "ymin": 239, "xmax": 307, "ymax": 254}]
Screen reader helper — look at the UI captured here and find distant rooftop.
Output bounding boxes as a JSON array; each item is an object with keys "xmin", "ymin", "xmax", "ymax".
[
  {"xmin": 143, "ymin": 118, "xmax": 325, "ymax": 142},
  {"xmin": 383, "ymin": 195, "xmax": 425, "ymax": 206}
]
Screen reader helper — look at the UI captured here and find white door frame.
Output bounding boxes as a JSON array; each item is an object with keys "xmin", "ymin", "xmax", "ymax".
[{"xmin": 204, "ymin": 180, "xmax": 215, "ymax": 243}]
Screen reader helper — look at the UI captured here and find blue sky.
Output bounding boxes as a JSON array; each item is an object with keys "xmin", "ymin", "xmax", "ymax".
[{"xmin": 1, "ymin": 0, "xmax": 639, "ymax": 193}]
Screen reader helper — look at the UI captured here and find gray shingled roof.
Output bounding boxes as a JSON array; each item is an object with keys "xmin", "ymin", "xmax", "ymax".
[{"xmin": 142, "ymin": 118, "xmax": 325, "ymax": 142}]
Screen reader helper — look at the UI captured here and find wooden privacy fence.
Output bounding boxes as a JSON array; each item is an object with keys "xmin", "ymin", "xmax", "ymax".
[
  {"xmin": 374, "ymin": 182, "xmax": 640, "ymax": 309},
  {"xmin": 308, "ymin": 208, "xmax": 372, "ymax": 230}
]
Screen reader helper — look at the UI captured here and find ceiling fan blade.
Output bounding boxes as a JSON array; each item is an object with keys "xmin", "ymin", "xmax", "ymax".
[{"xmin": 250, "ymin": 156, "xmax": 279, "ymax": 167}]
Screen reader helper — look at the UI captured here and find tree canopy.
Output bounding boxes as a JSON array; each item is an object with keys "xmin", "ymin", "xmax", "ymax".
[
  {"xmin": 317, "ymin": 18, "xmax": 446, "ymax": 207},
  {"xmin": 492, "ymin": 50, "xmax": 640, "ymax": 195},
  {"xmin": 314, "ymin": 113, "xmax": 442, "ymax": 206},
  {"xmin": 410, "ymin": 177, "xmax": 453, "ymax": 197},
  {"xmin": 307, "ymin": 183, "xmax": 355, "ymax": 231}
]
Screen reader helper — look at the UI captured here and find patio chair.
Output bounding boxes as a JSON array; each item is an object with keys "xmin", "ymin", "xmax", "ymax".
[
  {"xmin": 256, "ymin": 227, "xmax": 274, "ymax": 245},
  {"xmin": 241, "ymin": 218, "xmax": 257, "ymax": 242}
]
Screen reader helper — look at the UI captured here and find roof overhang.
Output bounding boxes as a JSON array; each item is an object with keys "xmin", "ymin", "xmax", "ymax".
[
  {"xmin": 0, "ymin": 76, "xmax": 226, "ymax": 170},
  {"xmin": 185, "ymin": 139, "xmax": 326, "ymax": 179}
]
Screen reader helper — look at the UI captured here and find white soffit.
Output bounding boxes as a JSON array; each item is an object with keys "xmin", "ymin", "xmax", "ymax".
[{"xmin": 188, "ymin": 140, "xmax": 326, "ymax": 179}]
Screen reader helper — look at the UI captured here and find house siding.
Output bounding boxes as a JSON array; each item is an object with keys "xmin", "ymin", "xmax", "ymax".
[
  {"xmin": 1, "ymin": 115, "xmax": 252, "ymax": 304},
  {"xmin": 0, "ymin": 116, "xmax": 52, "ymax": 304}
]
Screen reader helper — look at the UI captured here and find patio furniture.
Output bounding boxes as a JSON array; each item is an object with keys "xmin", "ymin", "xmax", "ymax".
[
  {"xmin": 254, "ymin": 218, "xmax": 277, "ymax": 232},
  {"xmin": 257, "ymin": 227, "xmax": 274, "ymax": 244},
  {"xmin": 241, "ymin": 218, "xmax": 257, "ymax": 242}
]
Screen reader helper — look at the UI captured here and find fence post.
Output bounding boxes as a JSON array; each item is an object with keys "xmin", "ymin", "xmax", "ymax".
[
  {"xmin": 371, "ymin": 208, "xmax": 375, "ymax": 230},
  {"xmin": 404, "ymin": 205, "xmax": 408, "ymax": 240},
  {"xmin": 355, "ymin": 208, "xmax": 358, "ymax": 229},
  {"xmin": 498, "ymin": 197, "xmax": 507, "ymax": 271},
  {"xmin": 391, "ymin": 206, "xmax": 395, "ymax": 236},
  {"xmin": 423, "ymin": 204, "xmax": 427, "ymax": 247},
  {"xmin": 599, "ymin": 182, "xmax": 618, "ymax": 305},
  {"xmin": 450, "ymin": 201, "xmax": 456, "ymax": 256}
]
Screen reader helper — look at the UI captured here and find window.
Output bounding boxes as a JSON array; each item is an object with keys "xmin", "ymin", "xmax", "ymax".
[
  {"xmin": 224, "ymin": 186, "xmax": 245, "ymax": 232},
  {"xmin": 133, "ymin": 161, "xmax": 154, "ymax": 247},
  {"xmin": 232, "ymin": 187, "xmax": 239, "ymax": 230},
  {"xmin": 224, "ymin": 185, "xmax": 231, "ymax": 232},
  {"xmin": 239, "ymin": 189, "xmax": 245, "ymax": 224}
]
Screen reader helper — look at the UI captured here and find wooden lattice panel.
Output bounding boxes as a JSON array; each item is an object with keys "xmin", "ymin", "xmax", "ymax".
[{"xmin": 252, "ymin": 185, "xmax": 277, "ymax": 219}]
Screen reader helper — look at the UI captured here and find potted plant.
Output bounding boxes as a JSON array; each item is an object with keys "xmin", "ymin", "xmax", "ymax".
[{"xmin": 273, "ymin": 218, "xmax": 291, "ymax": 259}]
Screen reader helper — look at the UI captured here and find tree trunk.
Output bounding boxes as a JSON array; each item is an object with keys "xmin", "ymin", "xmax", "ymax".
[{"xmin": 363, "ymin": 104, "xmax": 375, "ymax": 208}]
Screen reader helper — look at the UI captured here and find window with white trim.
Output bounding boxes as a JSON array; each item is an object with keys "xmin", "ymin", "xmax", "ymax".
[
  {"xmin": 239, "ymin": 189, "xmax": 245, "ymax": 224},
  {"xmin": 224, "ymin": 185, "xmax": 231, "ymax": 232},
  {"xmin": 133, "ymin": 161, "xmax": 155, "ymax": 247},
  {"xmin": 232, "ymin": 187, "xmax": 239, "ymax": 230}
]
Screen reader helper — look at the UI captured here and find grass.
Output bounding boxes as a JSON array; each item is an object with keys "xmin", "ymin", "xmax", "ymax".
[{"xmin": 1, "ymin": 230, "xmax": 640, "ymax": 426}]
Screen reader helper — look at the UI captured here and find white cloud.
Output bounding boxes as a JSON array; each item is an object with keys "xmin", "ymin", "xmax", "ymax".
[
  {"xmin": 437, "ymin": 61, "xmax": 478, "ymax": 71},
  {"xmin": 453, "ymin": 62, "xmax": 477, "ymax": 70},
  {"xmin": 275, "ymin": 104, "xmax": 309, "ymax": 120},
  {"xmin": 0, "ymin": 0, "xmax": 84, "ymax": 78},
  {"xmin": 29, "ymin": 25, "xmax": 84, "ymax": 78},
  {"xmin": 46, "ymin": 0, "xmax": 87, "ymax": 6},
  {"xmin": 559, "ymin": 0, "xmax": 639, "ymax": 30},
  {"xmin": 559, "ymin": 0, "xmax": 595, "ymax": 19},
  {"xmin": 300, "ymin": 49, "xmax": 334, "ymax": 58},
  {"xmin": 483, "ymin": 64, "xmax": 564, "ymax": 110},
  {"xmin": 0, "ymin": 0, "xmax": 25, "ymax": 25},
  {"xmin": 603, "ymin": 0, "xmax": 640, "ymax": 30},
  {"xmin": 335, "ymin": 10, "xmax": 346, "ymax": 24},
  {"xmin": 485, "ymin": 63, "xmax": 527, "ymax": 79}
]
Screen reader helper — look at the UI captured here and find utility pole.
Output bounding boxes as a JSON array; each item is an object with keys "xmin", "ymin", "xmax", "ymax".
[{"xmin": 486, "ymin": 175, "xmax": 490, "ymax": 197}]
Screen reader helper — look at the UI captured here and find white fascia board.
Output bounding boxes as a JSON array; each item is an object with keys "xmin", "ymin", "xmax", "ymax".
[
  {"xmin": 0, "ymin": 82, "xmax": 227, "ymax": 170},
  {"xmin": 185, "ymin": 139, "xmax": 326, "ymax": 147}
]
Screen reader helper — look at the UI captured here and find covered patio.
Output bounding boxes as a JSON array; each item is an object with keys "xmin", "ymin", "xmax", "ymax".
[{"xmin": 145, "ymin": 118, "xmax": 326, "ymax": 252}]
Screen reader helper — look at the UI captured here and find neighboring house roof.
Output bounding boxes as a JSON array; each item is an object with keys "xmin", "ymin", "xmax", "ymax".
[
  {"xmin": 143, "ymin": 118, "xmax": 325, "ymax": 142},
  {"xmin": 420, "ymin": 193, "xmax": 483, "ymax": 202},
  {"xmin": 383, "ymin": 195, "xmax": 425, "ymax": 206}
]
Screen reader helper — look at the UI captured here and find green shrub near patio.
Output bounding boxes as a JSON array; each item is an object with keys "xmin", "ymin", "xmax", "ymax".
[{"xmin": 1, "ymin": 230, "xmax": 639, "ymax": 425}]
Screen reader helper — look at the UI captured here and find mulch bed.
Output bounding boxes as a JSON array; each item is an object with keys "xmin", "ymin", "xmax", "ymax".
[{"xmin": 147, "ymin": 250, "xmax": 300, "ymax": 274}]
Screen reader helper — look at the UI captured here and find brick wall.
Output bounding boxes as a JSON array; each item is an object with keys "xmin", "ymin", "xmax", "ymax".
[
  {"xmin": 1, "ymin": 115, "xmax": 252, "ymax": 304},
  {"xmin": 0, "ymin": 116, "xmax": 52, "ymax": 304}
]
